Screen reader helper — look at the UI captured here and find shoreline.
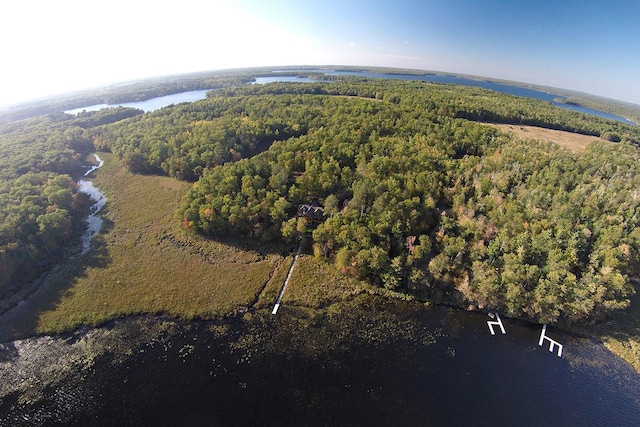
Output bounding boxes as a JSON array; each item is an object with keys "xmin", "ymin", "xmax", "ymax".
[
  {"xmin": 2, "ymin": 298, "xmax": 639, "ymax": 426},
  {"xmin": 1, "ymin": 145, "xmax": 638, "ymax": 372},
  {"xmin": 0, "ymin": 291, "xmax": 635, "ymax": 372}
]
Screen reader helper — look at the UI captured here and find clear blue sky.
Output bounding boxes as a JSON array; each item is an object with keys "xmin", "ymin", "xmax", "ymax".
[{"xmin": 1, "ymin": 0, "xmax": 639, "ymax": 107}]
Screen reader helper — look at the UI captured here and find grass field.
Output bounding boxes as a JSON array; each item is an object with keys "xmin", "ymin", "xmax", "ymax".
[
  {"xmin": 282, "ymin": 255, "xmax": 368, "ymax": 308},
  {"xmin": 0, "ymin": 153, "xmax": 366, "ymax": 340},
  {"xmin": 486, "ymin": 123, "xmax": 607, "ymax": 152},
  {"xmin": 35, "ymin": 153, "xmax": 287, "ymax": 332}
]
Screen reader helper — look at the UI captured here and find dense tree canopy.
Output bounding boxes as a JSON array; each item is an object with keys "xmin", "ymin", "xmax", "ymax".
[
  {"xmin": 0, "ymin": 109, "xmax": 139, "ymax": 300},
  {"xmin": 4, "ymin": 76, "xmax": 640, "ymax": 326},
  {"xmin": 89, "ymin": 79, "xmax": 640, "ymax": 324}
]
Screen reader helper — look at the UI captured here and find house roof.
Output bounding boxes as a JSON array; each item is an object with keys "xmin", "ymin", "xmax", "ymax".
[{"xmin": 297, "ymin": 204, "xmax": 324, "ymax": 220}]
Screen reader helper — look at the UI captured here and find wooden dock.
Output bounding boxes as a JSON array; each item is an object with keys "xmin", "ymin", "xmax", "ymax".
[
  {"xmin": 539, "ymin": 324, "xmax": 563, "ymax": 357},
  {"xmin": 272, "ymin": 245, "xmax": 302, "ymax": 315}
]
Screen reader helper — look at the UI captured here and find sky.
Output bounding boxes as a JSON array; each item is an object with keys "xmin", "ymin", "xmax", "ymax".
[{"xmin": 1, "ymin": 0, "xmax": 639, "ymax": 107}]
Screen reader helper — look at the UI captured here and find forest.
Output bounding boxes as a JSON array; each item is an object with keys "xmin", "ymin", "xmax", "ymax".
[
  {"xmin": 0, "ymin": 107, "xmax": 142, "ymax": 301},
  {"xmin": 0, "ymin": 71, "xmax": 254, "ymax": 125},
  {"xmin": 82, "ymin": 78, "xmax": 640, "ymax": 325},
  {"xmin": 2, "ymin": 74, "xmax": 640, "ymax": 325}
]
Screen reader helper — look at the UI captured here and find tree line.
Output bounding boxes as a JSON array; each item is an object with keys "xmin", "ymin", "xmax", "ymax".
[
  {"xmin": 91, "ymin": 79, "xmax": 640, "ymax": 324},
  {"xmin": 0, "ymin": 108, "xmax": 141, "ymax": 300},
  {"xmin": 4, "ymin": 76, "xmax": 640, "ymax": 326}
]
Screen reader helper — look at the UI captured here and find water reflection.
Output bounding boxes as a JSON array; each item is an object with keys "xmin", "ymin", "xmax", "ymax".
[
  {"xmin": 78, "ymin": 154, "xmax": 106, "ymax": 254},
  {"xmin": 2, "ymin": 301, "xmax": 637, "ymax": 426}
]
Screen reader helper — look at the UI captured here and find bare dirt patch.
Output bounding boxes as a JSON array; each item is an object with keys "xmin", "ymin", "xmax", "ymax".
[{"xmin": 486, "ymin": 123, "xmax": 608, "ymax": 152}]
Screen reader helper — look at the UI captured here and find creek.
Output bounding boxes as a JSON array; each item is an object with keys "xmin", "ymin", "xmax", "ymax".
[
  {"xmin": 77, "ymin": 154, "xmax": 106, "ymax": 254},
  {"xmin": 2, "ymin": 129, "xmax": 639, "ymax": 425}
]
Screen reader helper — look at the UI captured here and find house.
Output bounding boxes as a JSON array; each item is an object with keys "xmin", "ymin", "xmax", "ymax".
[{"xmin": 297, "ymin": 204, "xmax": 325, "ymax": 225}]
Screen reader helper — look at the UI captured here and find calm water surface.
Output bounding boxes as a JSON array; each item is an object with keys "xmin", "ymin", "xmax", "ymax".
[
  {"xmin": 65, "ymin": 74, "xmax": 634, "ymax": 126},
  {"xmin": 2, "ymin": 302, "xmax": 638, "ymax": 426},
  {"xmin": 251, "ymin": 76, "xmax": 319, "ymax": 85},
  {"xmin": 64, "ymin": 90, "xmax": 210, "ymax": 114}
]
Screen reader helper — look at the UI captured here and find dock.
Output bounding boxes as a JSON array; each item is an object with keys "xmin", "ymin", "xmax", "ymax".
[
  {"xmin": 487, "ymin": 312, "xmax": 506, "ymax": 335},
  {"xmin": 539, "ymin": 324, "xmax": 563, "ymax": 357},
  {"xmin": 272, "ymin": 245, "xmax": 302, "ymax": 315}
]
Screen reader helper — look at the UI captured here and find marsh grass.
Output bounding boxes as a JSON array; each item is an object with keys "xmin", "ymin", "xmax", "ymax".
[
  {"xmin": 253, "ymin": 256, "xmax": 292, "ymax": 310},
  {"xmin": 24, "ymin": 154, "xmax": 367, "ymax": 335},
  {"xmin": 6, "ymin": 154, "xmax": 638, "ymax": 375},
  {"xmin": 35, "ymin": 154, "xmax": 285, "ymax": 333},
  {"xmin": 283, "ymin": 256, "xmax": 369, "ymax": 308}
]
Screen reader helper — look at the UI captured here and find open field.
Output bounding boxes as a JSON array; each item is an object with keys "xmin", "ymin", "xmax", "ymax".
[
  {"xmin": 38, "ymin": 155, "xmax": 279, "ymax": 330},
  {"xmin": 486, "ymin": 123, "xmax": 607, "ymax": 152}
]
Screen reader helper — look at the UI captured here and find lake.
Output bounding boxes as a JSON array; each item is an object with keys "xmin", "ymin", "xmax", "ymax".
[
  {"xmin": 64, "ymin": 89, "xmax": 210, "ymax": 114},
  {"xmin": 1, "ymin": 299, "xmax": 638, "ymax": 426},
  {"xmin": 37, "ymin": 72, "xmax": 640, "ymax": 425},
  {"xmin": 251, "ymin": 76, "xmax": 319, "ymax": 85},
  {"xmin": 259, "ymin": 71, "xmax": 637, "ymax": 126},
  {"xmin": 65, "ymin": 74, "xmax": 635, "ymax": 126}
]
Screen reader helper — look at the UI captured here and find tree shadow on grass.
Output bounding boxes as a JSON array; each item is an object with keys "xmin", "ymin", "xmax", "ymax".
[
  {"xmin": 166, "ymin": 226, "xmax": 305, "ymax": 264},
  {"xmin": 0, "ymin": 218, "xmax": 114, "ymax": 343},
  {"xmin": 600, "ymin": 279, "xmax": 640, "ymax": 341},
  {"xmin": 217, "ymin": 234, "xmax": 301, "ymax": 257}
]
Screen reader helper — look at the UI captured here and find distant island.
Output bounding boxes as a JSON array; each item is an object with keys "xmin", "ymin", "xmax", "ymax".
[{"xmin": 1, "ymin": 67, "xmax": 639, "ymax": 374}]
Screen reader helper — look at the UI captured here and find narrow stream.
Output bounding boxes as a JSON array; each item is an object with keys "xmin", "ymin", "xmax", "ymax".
[{"xmin": 77, "ymin": 154, "xmax": 106, "ymax": 254}]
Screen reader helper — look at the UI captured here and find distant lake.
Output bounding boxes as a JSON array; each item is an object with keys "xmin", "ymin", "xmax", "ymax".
[
  {"xmin": 64, "ymin": 90, "xmax": 210, "ymax": 114},
  {"xmin": 251, "ymin": 76, "xmax": 319, "ymax": 85},
  {"xmin": 259, "ymin": 70, "xmax": 636, "ymax": 126},
  {"xmin": 65, "ymin": 75, "xmax": 634, "ymax": 126}
]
